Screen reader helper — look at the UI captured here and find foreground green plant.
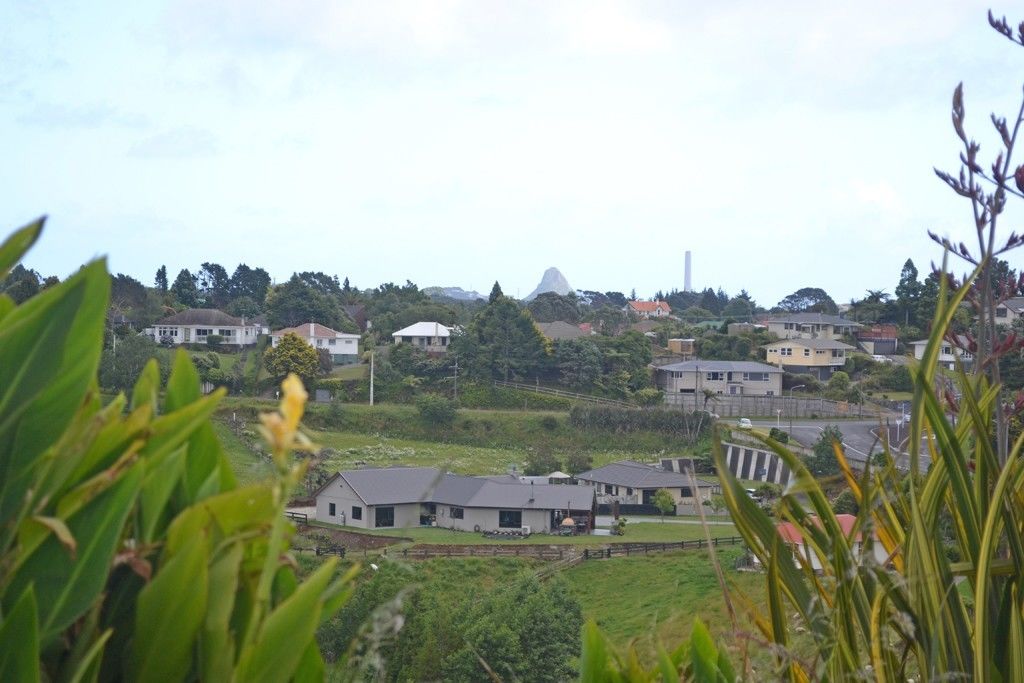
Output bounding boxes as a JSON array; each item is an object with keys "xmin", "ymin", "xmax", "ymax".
[{"xmin": 0, "ymin": 218, "xmax": 352, "ymax": 681}]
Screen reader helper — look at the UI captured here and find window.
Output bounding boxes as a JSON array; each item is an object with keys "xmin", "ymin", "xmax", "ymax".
[
  {"xmin": 626, "ymin": 487, "xmax": 633, "ymax": 495},
  {"xmin": 328, "ymin": 339, "xmax": 336, "ymax": 346},
  {"xmin": 706, "ymin": 372, "xmax": 723, "ymax": 381},
  {"xmin": 351, "ymin": 506, "xmax": 362, "ymax": 520},
  {"xmin": 344, "ymin": 339, "xmax": 353, "ymax": 345},
  {"xmin": 328, "ymin": 503, "xmax": 336, "ymax": 517},
  {"xmin": 780, "ymin": 348, "xmax": 792, "ymax": 356},
  {"xmin": 499, "ymin": 510, "xmax": 522, "ymax": 528},
  {"xmin": 743, "ymin": 372, "xmax": 768, "ymax": 382},
  {"xmin": 218, "ymin": 329, "xmax": 233, "ymax": 336},
  {"xmin": 450, "ymin": 506, "xmax": 464, "ymax": 519},
  {"xmin": 441, "ymin": 337, "xmax": 448, "ymax": 346},
  {"xmin": 375, "ymin": 507, "xmax": 395, "ymax": 527},
  {"xmin": 680, "ymin": 487, "xmax": 692, "ymax": 497},
  {"xmin": 832, "ymin": 350, "xmax": 844, "ymax": 358},
  {"xmin": 402, "ymin": 336, "xmax": 412, "ymax": 343},
  {"xmin": 997, "ymin": 307, "xmax": 1008, "ymax": 318},
  {"xmin": 604, "ymin": 484, "xmax": 614, "ymax": 494},
  {"xmin": 803, "ymin": 348, "xmax": 810, "ymax": 357}
]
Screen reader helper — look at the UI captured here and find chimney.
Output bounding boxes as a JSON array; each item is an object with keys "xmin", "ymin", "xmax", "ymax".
[
  {"xmin": 684, "ymin": 251, "xmax": 692, "ymax": 292},
  {"xmin": 309, "ymin": 322, "xmax": 314, "ymax": 337}
]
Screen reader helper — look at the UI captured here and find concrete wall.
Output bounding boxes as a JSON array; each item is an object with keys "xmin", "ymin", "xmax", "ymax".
[
  {"xmin": 663, "ymin": 393, "xmax": 872, "ymax": 418},
  {"xmin": 722, "ymin": 442, "xmax": 792, "ymax": 485}
]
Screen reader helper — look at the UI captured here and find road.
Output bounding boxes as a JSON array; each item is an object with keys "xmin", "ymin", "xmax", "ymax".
[{"xmin": 748, "ymin": 418, "xmax": 931, "ymax": 471}]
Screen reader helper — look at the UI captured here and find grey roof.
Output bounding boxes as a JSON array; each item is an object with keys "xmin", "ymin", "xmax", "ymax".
[
  {"xmin": 1002, "ymin": 297, "xmax": 1024, "ymax": 312},
  {"xmin": 766, "ymin": 313, "xmax": 861, "ymax": 327},
  {"xmin": 333, "ymin": 467, "xmax": 594, "ymax": 510},
  {"xmin": 536, "ymin": 321, "xmax": 586, "ymax": 340},
  {"xmin": 156, "ymin": 308, "xmax": 246, "ymax": 327},
  {"xmin": 576, "ymin": 460, "xmax": 716, "ymax": 489},
  {"xmin": 763, "ymin": 338, "xmax": 854, "ymax": 350},
  {"xmin": 656, "ymin": 359, "xmax": 783, "ymax": 374}
]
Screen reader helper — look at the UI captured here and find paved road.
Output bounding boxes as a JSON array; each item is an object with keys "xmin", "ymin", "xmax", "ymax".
[{"xmin": 748, "ymin": 418, "xmax": 931, "ymax": 471}]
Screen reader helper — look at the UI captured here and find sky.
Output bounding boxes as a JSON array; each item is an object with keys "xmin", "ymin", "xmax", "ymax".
[{"xmin": 2, "ymin": 0, "xmax": 1024, "ymax": 306}]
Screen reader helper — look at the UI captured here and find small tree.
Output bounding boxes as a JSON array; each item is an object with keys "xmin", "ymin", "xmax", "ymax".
[
  {"xmin": 264, "ymin": 332, "xmax": 320, "ymax": 382},
  {"xmin": 832, "ymin": 489, "xmax": 859, "ymax": 515},
  {"xmin": 564, "ymin": 452, "xmax": 593, "ymax": 476},
  {"xmin": 317, "ymin": 347, "xmax": 333, "ymax": 375},
  {"xmin": 415, "ymin": 393, "xmax": 457, "ymax": 426},
  {"xmin": 524, "ymin": 448, "xmax": 561, "ymax": 476},
  {"xmin": 633, "ymin": 387, "xmax": 664, "ymax": 406},
  {"xmin": 808, "ymin": 424, "xmax": 844, "ymax": 477},
  {"xmin": 652, "ymin": 488, "xmax": 675, "ymax": 521},
  {"xmin": 206, "ymin": 333, "xmax": 223, "ymax": 349}
]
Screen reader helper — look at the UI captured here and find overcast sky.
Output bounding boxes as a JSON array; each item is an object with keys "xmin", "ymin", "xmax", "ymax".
[{"xmin": 3, "ymin": 1, "xmax": 1024, "ymax": 306}]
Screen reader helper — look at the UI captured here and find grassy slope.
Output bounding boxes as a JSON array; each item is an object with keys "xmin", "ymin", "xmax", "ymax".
[
  {"xmin": 213, "ymin": 421, "xmax": 271, "ymax": 486},
  {"xmin": 330, "ymin": 364, "xmax": 368, "ymax": 380}
]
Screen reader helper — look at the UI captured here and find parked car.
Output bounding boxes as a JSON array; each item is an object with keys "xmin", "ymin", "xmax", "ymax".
[
  {"xmin": 872, "ymin": 354, "xmax": 893, "ymax": 363},
  {"xmin": 738, "ymin": 418, "xmax": 753, "ymax": 429}
]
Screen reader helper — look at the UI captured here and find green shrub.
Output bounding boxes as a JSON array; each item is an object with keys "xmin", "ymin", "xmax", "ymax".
[
  {"xmin": 632, "ymin": 387, "xmax": 664, "ymax": 406},
  {"xmin": 0, "ymin": 219, "xmax": 350, "ymax": 682},
  {"xmin": 540, "ymin": 414, "xmax": 559, "ymax": 431},
  {"xmin": 206, "ymin": 333, "xmax": 223, "ymax": 348},
  {"xmin": 569, "ymin": 405, "xmax": 709, "ymax": 441},
  {"xmin": 415, "ymin": 393, "xmax": 458, "ymax": 426},
  {"xmin": 768, "ymin": 427, "xmax": 789, "ymax": 443}
]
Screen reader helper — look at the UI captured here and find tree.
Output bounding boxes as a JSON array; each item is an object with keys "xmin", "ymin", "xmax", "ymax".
[
  {"xmin": 681, "ymin": 305, "xmax": 715, "ymax": 322},
  {"xmin": 524, "ymin": 448, "xmax": 561, "ymax": 476},
  {"xmin": 895, "ymin": 259, "xmax": 921, "ymax": 325},
  {"xmin": 489, "ymin": 281, "xmax": 503, "ymax": 303},
  {"xmin": 832, "ymin": 489, "xmax": 859, "ymax": 515},
  {"xmin": 808, "ymin": 424, "xmax": 843, "ymax": 477},
  {"xmin": 457, "ymin": 291, "xmax": 549, "ymax": 381},
  {"xmin": 564, "ymin": 452, "xmax": 593, "ymax": 476},
  {"xmin": 265, "ymin": 274, "xmax": 352, "ymax": 331},
  {"xmin": 652, "ymin": 488, "xmax": 675, "ymax": 521},
  {"xmin": 196, "ymin": 262, "xmax": 231, "ymax": 307},
  {"xmin": 226, "ymin": 295, "xmax": 261, "ymax": 318},
  {"xmin": 170, "ymin": 268, "xmax": 199, "ymax": 307},
  {"xmin": 229, "ymin": 264, "xmax": 271, "ymax": 305},
  {"xmin": 297, "ymin": 271, "xmax": 341, "ymax": 296},
  {"xmin": 99, "ymin": 334, "xmax": 165, "ymax": 391},
  {"xmin": 155, "ymin": 265, "xmax": 168, "ymax": 292},
  {"xmin": 526, "ymin": 291, "xmax": 580, "ymax": 323},
  {"xmin": 0, "ymin": 263, "xmax": 41, "ymax": 303},
  {"xmin": 415, "ymin": 393, "xmax": 458, "ymax": 426},
  {"xmin": 555, "ymin": 339, "xmax": 602, "ymax": 388},
  {"xmin": 264, "ymin": 332, "xmax": 320, "ymax": 382},
  {"xmin": 316, "ymin": 347, "xmax": 333, "ymax": 375},
  {"xmin": 722, "ymin": 296, "xmax": 754, "ymax": 319},
  {"xmin": 776, "ymin": 287, "xmax": 838, "ymax": 314}
]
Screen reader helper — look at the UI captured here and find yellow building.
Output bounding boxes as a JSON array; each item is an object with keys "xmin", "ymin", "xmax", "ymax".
[{"xmin": 763, "ymin": 338, "xmax": 854, "ymax": 380}]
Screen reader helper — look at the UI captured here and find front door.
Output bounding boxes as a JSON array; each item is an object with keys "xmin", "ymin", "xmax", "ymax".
[{"xmin": 642, "ymin": 489, "xmax": 653, "ymax": 505}]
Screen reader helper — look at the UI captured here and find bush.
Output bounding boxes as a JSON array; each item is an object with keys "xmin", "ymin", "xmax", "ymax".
[
  {"xmin": 415, "ymin": 393, "xmax": 458, "ymax": 426},
  {"xmin": 633, "ymin": 387, "xmax": 664, "ymax": 406},
  {"xmin": 524, "ymin": 448, "xmax": 561, "ymax": 476},
  {"xmin": 540, "ymin": 414, "xmax": 559, "ymax": 430},
  {"xmin": 768, "ymin": 427, "xmax": 789, "ymax": 443},
  {"xmin": 569, "ymin": 405, "xmax": 709, "ymax": 440},
  {"xmin": 206, "ymin": 333, "xmax": 223, "ymax": 348}
]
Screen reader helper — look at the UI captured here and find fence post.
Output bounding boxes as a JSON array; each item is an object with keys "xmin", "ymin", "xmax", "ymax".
[
  {"xmin": 403, "ymin": 548, "xmax": 407, "ymax": 557},
  {"xmin": 606, "ymin": 548, "xmax": 611, "ymax": 559}
]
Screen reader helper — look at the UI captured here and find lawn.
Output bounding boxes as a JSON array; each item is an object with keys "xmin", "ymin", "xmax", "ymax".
[
  {"xmin": 330, "ymin": 363, "xmax": 368, "ymax": 380},
  {"xmin": 565, "ymin": 548, "xmax": 770, "ymax": 667},
  {"xmin": 311, "ymin": 520, "xmax": 736, "ymax": 546},
  {"xmin": 212, "ymin": 421, "xmax": 271, "ymax": 486}
]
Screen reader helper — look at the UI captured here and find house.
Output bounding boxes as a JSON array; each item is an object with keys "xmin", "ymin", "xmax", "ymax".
[
  {"xmin": 144, "ymin": 308, "xmax": 263, "ymax": 346},
  {"xmin": 536, "ymin": 321, "xmax": 587, "ymax": 341},
  {"xmin": 855, "ymin": 323, "xmax": 899, "ymax": 355},
  {"xmin": 575, "ymin": 460, "xmax": 716, "ymax": 511},
  {"xmin": 909, "ymin": 335, "xmax": 974, "ymax": 370},
  {"xmin": 314, "ymin": 466, "xmax": 595, "ymax": 533},
  {"xmin": 392, "ymin": 322, "xmax": 451, "ymax": 354},
  {"xmin": 625, "ymin": 300, "xmax": 672, "ymax": 319},
  {"xmin": 754, "ymin": 514, "xmax": 890, "ymax": 571},
  {"xmin": 269, "ymin": 322, "xmax": 361, "ymax": 364},
  {"xmin": 996, "ymin": 297, "xmax": 1024, "ymax": 326},
  {"xmin": 764, "ymin": 313, "xmax": 861, "ymax": 341},
  {"xmin": 654, "ymin": 359, "xmax": 783, "ymax": 396},
  {"xmin": 763, "ymin": 338, "xmax": 854, "ymax": 379}
]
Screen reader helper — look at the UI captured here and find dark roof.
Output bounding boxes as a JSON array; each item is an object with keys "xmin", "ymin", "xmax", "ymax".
[
  {"xmin": 536, "ymin": 321, "xmax": 586, "ymax": 341},
  {"xmin": 576, "ymin": 460, "xmax": 716, "ymax": 488},
  {"xmin": 656, "ymin": 359, "xmax": 783, "ymax": 374},
  {"xmin": 330, "ymin": 467, "xmax": 594, "ymax": 510},
  {"xmin": 155, "ymin": 308, "xmax": 246, "ymax": 326},
  {"xmin": 765, "ymin": 313, "xmax": 861, "ymax": 327},
  {"xmin": 763, "ymin": 338, "xmax": 854, "ymax": 350}
]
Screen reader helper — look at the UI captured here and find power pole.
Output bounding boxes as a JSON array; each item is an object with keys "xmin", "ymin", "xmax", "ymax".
[
  {"xmin": 453, "ymin": 356, "xmax": 459, "ymax": 401},
  {"xmin": 369, "ymin": 351, "xmax": 375, "ymax": 406}
]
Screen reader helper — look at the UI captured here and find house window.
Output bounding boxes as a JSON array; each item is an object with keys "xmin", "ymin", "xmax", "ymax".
[
  {"xmin": 680, "ymin": 487, "xmax": 692, "ymax": 497},
  {"xmin": 375, "ymin": 507, "xmax": 395, "ymax": 528},
  {"xmin": 441, "ymin": 337, "xmax": 448, "ymax": 346},
  {"xmin": 352, "ymin": 506, "xmax": 362, "ymax": 520},
  {"xmin": 218, "ymin": 329, "xmax": 233, "ymax": 337},
  {"xmin": 402, "ymin": 336, "xmax": 412, "ymax": 343},
  {"xmin": 832, "ymin": 350, "xmax": 844, "ymax": 358},
  {"xmin": 706, "ymin": 372, "xmax": 723, "ymax": 381},
  {"xmin": 328, "ymin": 339, "xmax": 336, "ymax": 346},
  {"xmin": 450, "ymin": 506, "xmax": 464, "ymax": 519},
  {"xmin": 780, "ymin": 348, "xmax": 792, "ymax": 356},
  {"xmin": 803, "ymin": 348, "xmax": 810, "ymax": 357},
  {"xmin": 499, "ymin": 510, "xmax": 522, "ymax": 528},
  {"xmin": 329, "ymin": 503, "xmax": 336, "ymax": 517},
  {"xmin": 743, "ymin": 372, "xmax": 768, "ymax": 382},
  {"xmin": 997, "ymin": 307, "xmax": 1008, "ymax": 318},
  {"xmin": 196, "ymin": 328, "xmax": 211, "ymax": 337},
  {"xmin": 604, "ymin": 484, "xmax": 614, "ymax": 494},
  {"xmin": 626, "ymin": 487, "xmax": 633, "ymax": 495}
]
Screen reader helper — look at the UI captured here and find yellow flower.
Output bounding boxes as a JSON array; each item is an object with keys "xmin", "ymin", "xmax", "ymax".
[{"xmin": 258, "ymin": 374, "xmax": 313, "ymax": 467}]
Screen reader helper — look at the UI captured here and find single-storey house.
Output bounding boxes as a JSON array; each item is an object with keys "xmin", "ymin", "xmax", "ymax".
[
  {"xmin": 753, "ymin": 514, "xmax": 890, "ymax": 571},
  {"xmin": 536, "ymin": 321, "xmax": 587, "ymax": 341},
  {"xmin": 654, "ymin": 359, "xmax": 784, "ymax": 396},
  {"xmin": 269, "ymin": 322, "xmax": 361, "ymax": 364},
  {"xmin": 574, "ymin": 460, "xmax": 716, "ymax": 511},
  {"xmin": 314, "ymin": 466, "xmax": 595, "ymax": 534},
  {"xmin": 763, "ymin": 338, "xmax": 854, "ymax": 380},
  {"xmin": 626, "ymin": 300, "xmax": 672, "ymax": 319},
  {"xmin": 764, "ymin": 313, "xmax": 861, "ymax": 341},
  {"xmin": 997, "ymin": 297, "xmax": 1024, "ymax": 326},
  {"xmin": 909, "ymin": 335, "xmax": 974, "ymax": 370},
  {"xmin": 144, "ymin": 309, "xmax": 264, "ymax": 346},
  {"xmin": 392, "ymin": 322, "xmax": 451, "ymax": 354}
]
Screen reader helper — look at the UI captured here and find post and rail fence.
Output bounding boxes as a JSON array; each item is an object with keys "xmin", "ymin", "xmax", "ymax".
[{"xmin": 581, "ymin": 535, "xmax": 745, "ymax": 560}]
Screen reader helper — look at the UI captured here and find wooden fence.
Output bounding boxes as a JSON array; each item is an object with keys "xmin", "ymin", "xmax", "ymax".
[
  {"xmin": 582, "ymin": 536, "xmax": 745, "ymax": 560},
  {"xmin": 401, "ymin": 545, "xmax": 579, "ymax": 561},
  {"xmin": 492, "ymin": 380, "xmax": 634, "ymax": 408},
  {"xmin": 284, "ymin": 510, "xmax": 308, "ymax": 524}
]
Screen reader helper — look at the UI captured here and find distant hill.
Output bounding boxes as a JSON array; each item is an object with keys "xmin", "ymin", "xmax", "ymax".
[
  {"xmin": 524, "ymin": 267, "xmax": 572, "ymax": 301},
  {"xmin": 423, "ymin": 286, "xmax": 486, "ymax": 302}
]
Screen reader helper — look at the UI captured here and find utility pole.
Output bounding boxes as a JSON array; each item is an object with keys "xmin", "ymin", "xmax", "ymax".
[
  {"xmin": 452, "ymin": 356, "xmax": 459, "ymax": 402},
  {"xmin": 369, "ymin": 351, "xmax": 375, "ymax": 406}
]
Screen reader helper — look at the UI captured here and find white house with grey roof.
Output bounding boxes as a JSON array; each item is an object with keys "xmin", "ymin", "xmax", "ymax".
[
  {"xmin": 392, "ymin": 322, "xmax": 451, "ymax": 354},
  {"xmin": 764, "ymin": 313, "xmax": 861, "ymax": 341},
  {"xmin": 575, "ymin": 460, "xmax": 717, "ymax": 512},
  {"xmin": 143, "ymin": 308, "xmax": 264, "ymax": 347},
  {"xmin": 654, "ymin": 359, "xmax": 783, "ymax": 396},
  {"xmin": 313, "ymin": 466, "xmax": 594, "ymax": 534},
  {"xmin": 269, "ymin": 322, "xmax": 361, "ymax": 364}
]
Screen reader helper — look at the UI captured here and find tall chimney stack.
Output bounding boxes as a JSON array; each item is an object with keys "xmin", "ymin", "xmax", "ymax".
[{"xmin": 684, "ymin": 251, "xmax": 692, "ymax": 292}]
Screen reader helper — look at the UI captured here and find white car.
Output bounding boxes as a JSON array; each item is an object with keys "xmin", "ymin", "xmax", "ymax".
[
  {"xmin": 872, "ymin": 354, "xmax": 893, "ymax": 363},
  {"xmin": 738, "ymin": 418, "xmax": 753, "ymax": 429}
]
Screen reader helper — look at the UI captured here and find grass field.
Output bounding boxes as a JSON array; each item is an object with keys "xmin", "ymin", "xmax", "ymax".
[
  {"xmin": 212, "ymin": 421, "xmax": 271, "ymax": 486},
  {"xmin": 565, "ymin": 548, "xmax": 768, "ymax": 666},
  {"xmin": 330, "ymin": 363, "xmax": 368, "ymax": 380},
  {"xmin": 321, "ymin": 520, "xmax": 737, "ymax": 546}
]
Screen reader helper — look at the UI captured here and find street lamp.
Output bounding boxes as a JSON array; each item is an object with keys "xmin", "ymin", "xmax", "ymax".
[{"xmin": 788, "ymin": 384, "xmax": 805, "ymax": 435}]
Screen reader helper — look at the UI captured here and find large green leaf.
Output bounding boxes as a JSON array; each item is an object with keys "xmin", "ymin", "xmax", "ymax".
[
  {"xmin": 132, "ymin": 532, "xmax": 209, "ymax": 683},
  {"xmin": 234, "ymin": 559, "xmax": 338, "ymax": 683},
  {"xmin": 4, "ymin": 463, "xmax": 142, "ymax": 644},
  {"xmin": 0, "ymin": 586, "xmax": 40, "ymax": 682},
  {"xmin": 0, "ymin": 216, "xmax": 43, "ymax": 279},
  {"xmin": 199, "ymin": 542, "xmax": 244, "ymax": 681}
]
